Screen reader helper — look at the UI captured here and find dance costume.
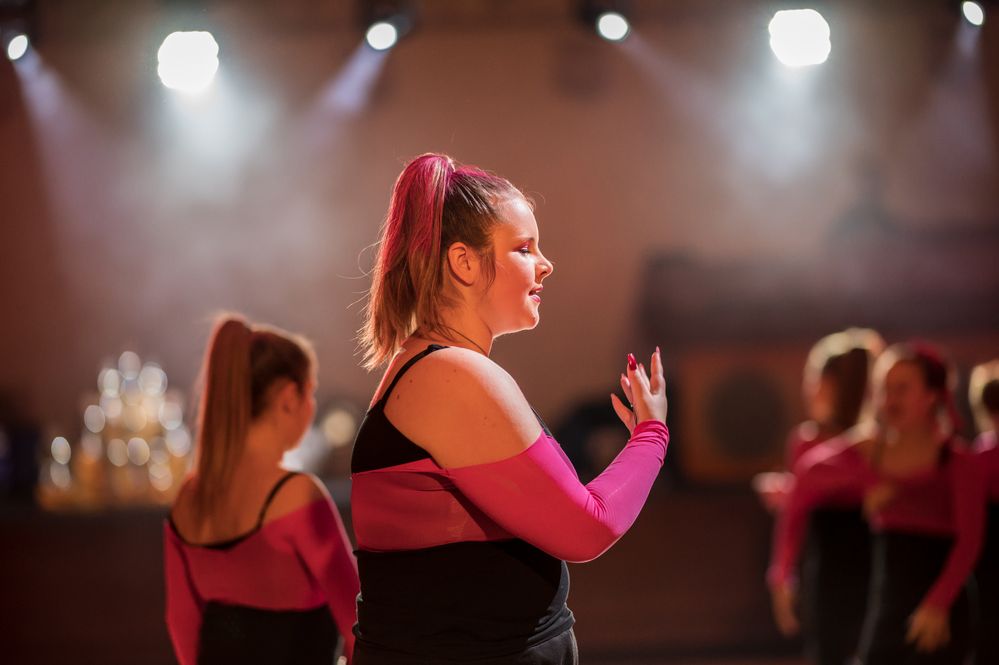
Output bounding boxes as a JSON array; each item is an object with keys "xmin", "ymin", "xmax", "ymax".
[
  {"xmin": 164, "ymin": 472, "xmax": 360, "ymax": 665},
  {"xmin": 770, "ymin": 437, "xmax": 985, "ymax": 665},
  {"xmin": 973, "ymin": 431, "xmax": 999, "ymax": 665},
  {"xmin": 784, "ymin": 425, "xmax": 871, "ymax": 665},
  {"xmin": 350, "ymin": 345, "xmax": 669, "ymax": 663}
]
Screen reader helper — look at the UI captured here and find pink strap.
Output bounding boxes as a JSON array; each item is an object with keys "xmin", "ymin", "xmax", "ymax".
[{"xmin": 444, "ymin": 420, "xmax": 668, "ymax": 563}]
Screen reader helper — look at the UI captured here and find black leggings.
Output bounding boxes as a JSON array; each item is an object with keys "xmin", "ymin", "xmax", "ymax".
[
  {"xmin": 855, "ymin": 532, "xmax": 971, "ymax": 665},
  {"xmin": 799, "ymin": 508, "xmax": 871, "ymax": 665},
  {"xmin": 353, "ymin": 628, "xmax": 578, "ymax": 665},
  {"xmin": 198, "ymin": 602, "xmax": 339, "ymax": 665},
  {"xmin": 972, "ymin": 503, "xmax": 999, "ymax": 665}
]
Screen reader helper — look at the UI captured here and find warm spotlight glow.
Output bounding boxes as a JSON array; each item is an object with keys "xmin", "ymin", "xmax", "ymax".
[
  {"xmin": 962, "ymin": 2, "xmax": 985, "ymax": 26},
  {"xmin": 157, "ymin": 31, "xmax": 220, "ymax": 93},
  {"xmin": 322, "ymin": 409, "xmax": 358, "ymax": 449},
  {"xmin": 165, "ymin": 427, "xmax": 192, "ymax": 457},
  {"xmin": 122, "ymin": 404, "xmax": 148, "ymax": 432},
  {"xmin": 49, "ymin": 463, "xmax": 71, "ymax": 489},
  {"xmin": 100, "ymin": 393, "xmax": 123, "ymax": 421},
  {"xmin": 365, "ymin": 22, "xmax": 398, "ymax": 51},
  {"xmin": 159, "ymin": 401, "xmax": 183, "ymax": 430},
  {"xmin": 149, "ymin": 462, "xmax": 173, "ymax": 492},
  {"xmin": 596, "ymin": 12, "xmax": 630, "ymax": 42},
  {"xmin": 107, "ymin": 439, "xmax": 128, "ymax": 467},
  {"xmin": 118, "ymin": 351, "xmax": 141, "ymax": 380},
  {"xmin": 139, "ymin": 363, "xmax": 167, "ymax": 396},
  {"xmin": 51, "ymin": 437, "xmax": 72, "ymax": 465},
  {"xmin": 127, "ymin": 437, "xmax": 151, "ymax": 466},
  {"xmin": 99, "ymin": 368, "xmax": 121, "ymax": 396},
  {"xmin": 768, "ymin": 9, "xmax": 831, "ymax": 68},
  {"xmin": 7, "ymin": 34, "xmax": 29, "ymax": 61},
  {"xmin": 84, "ymin": 405, "xmax": 106, "ymax": 434}
]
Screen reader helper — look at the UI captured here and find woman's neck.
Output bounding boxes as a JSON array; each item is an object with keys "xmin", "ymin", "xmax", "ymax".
[
  {"xmin": 884, "ymin": 423, "xmax": 943, "ymax": 449},
  {"xmin": 240, "ymin": 421, "xmax": 290, "ymax": 469},
  {"xmin": 415, "ymin": 307, "xmax": 494, "ymax": 356}
]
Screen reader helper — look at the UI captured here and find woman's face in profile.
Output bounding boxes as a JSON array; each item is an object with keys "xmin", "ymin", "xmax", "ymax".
[{"xmin": 480, "ymin": 197, "xmax": 554, "ymax": 336}]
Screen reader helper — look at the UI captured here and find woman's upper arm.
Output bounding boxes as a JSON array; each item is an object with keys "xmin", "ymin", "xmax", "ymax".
[{"xmin": 383, "ymin": 348, "xmax": 542, "ymax": 468}]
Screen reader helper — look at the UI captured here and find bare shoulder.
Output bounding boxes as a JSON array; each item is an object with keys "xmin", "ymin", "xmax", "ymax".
[
  {"xmin": 384, "ymin": 346, "xmax": 542, "ymax": 468},
  {"xmin": 265, "ymin": 472, "xmax": 333, "ymax": 522}
]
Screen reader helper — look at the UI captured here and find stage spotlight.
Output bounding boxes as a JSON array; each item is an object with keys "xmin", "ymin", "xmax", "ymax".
[
  {"xmin": 962, "ymin": 2, "xmax": 985, "ymax": 25},
  {"xmin": 157, "ymin": 30, "xmax": 220, "ymax": 94},
  {"xmin": 6, "ymin": 32, "xmax": 29, "ymax": 61},
  {"xmin": 359, "ymin": 0, "xmax": 414, "ymax": 51},
  {"xmin": 768, "ymin": 8, "xmax": 831, "ymax": 68},
  {"xmin": 596, "ymin": 12, "xmax": 630, "ymax": 41},
  {"xmin": 365, "ymin": 21, "xmax": 399, "ymax": 51}
]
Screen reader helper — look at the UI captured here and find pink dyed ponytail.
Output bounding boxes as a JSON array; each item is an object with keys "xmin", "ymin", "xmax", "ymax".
[{"xmin": 360, "ymin": 153, "xmax": 525, "ymax": 369}]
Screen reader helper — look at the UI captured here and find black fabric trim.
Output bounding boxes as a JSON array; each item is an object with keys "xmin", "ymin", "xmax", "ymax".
[
  {"xmin": 168, "ymin": 471, "xmax": 301, "ymax": 550},
  {"xmin": 351, "ymin": 345, "xmax": 447, "ymax": 474}
]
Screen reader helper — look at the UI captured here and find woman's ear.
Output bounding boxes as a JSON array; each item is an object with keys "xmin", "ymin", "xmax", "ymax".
[
  {"xmin": 275, "ymin": 380, "xmax": 301, "ymax": 415},
  {"xmin": 446, "ymin": 241, "xmax": 481, "ymax": 287}
]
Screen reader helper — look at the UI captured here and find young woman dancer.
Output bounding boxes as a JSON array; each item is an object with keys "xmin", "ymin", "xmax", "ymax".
[
  {"xmin": 164, "ymin": 316, "xmax": 360, "ymax": 665},
  {"xmin": 769, "ymin": 342, "xmax": 985, "ymax": 665},
  {"xmin": 970, "ymin": 361, "xmax": 999, "ymax": 665},
  {"xmin": 761, "ymin": 329, "xmax": 883, "ymax": 665},
  {"xmin": 350, "ymin": 153, "xmax": 669, "ymax": 664}
]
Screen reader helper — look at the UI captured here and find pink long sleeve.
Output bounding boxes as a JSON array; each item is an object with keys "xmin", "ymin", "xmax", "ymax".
[
  {"xmin": 164, "ymin": 525, "xmax": 203, "ymax": 665},
  {"xmin": 767, "ymin": 443, "xmax": 868, "ymax": 587},
  {"xmin": 444, "ymin": 420, "xmax": 668, "ymax": 563},
  {"xmin": 921, "ymin": 450, "xmax": 986, "ymax": 610},
  {"xmin": 291, "ymin": 499, "xmax": 360, "ymax": 662}
]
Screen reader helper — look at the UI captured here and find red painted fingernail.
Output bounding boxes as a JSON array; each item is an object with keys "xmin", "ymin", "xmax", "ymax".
[
  {"xmin": 627, "ymin": 354, "xmax": 637, "ymax": 370},
  {"xmin": 656, "ymin": 346, "xmax": 661, "ymax": 356}
]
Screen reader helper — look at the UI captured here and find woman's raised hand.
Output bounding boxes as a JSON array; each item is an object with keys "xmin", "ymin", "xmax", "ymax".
[{"xmin": 611, "ymin": 347, "xmax": 668, "ymax": 434}]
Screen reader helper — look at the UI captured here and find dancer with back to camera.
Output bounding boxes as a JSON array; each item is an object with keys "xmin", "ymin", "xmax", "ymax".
[{"xmin": 165, "ymin": 315, "xmax": 359, "ymax": 665}]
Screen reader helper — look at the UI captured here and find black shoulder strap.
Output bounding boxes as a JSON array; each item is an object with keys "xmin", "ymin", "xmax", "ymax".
[
  {"xmin": 376, "ymin": 344, "xmax": 448, "ymax": 409},
  {"xmin": 256, "ymin": 471, "xmax": 301, "ymax": 528}
]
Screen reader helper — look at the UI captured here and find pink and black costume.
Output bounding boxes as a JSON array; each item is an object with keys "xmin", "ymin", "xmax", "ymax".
[
  {"xmin": 164, "ymin": 472, "xmax": 360, "ymax": 665},
  {"xmin": 972, "ymin": 431, "xmax": 999, "ymax": 665},
  {"xmin": 770, "ymin": 437, "xmax": 985, "ymax": 665},
  {"xmin": 782, "ymin": 425, "xmax": 871, "ymax": 665},
  {"xmin": 349, "ymin": 345, "xmax": 669, "ymax": 664}
]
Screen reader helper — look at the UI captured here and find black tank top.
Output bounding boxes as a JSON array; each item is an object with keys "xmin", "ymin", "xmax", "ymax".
[{"xmin": 350, "ymin": 345, "xmax": 574, "ymax": 661}]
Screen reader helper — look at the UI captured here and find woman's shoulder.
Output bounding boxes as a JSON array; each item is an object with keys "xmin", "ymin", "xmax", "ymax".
[
  {"xmin": 392, "ymin": 345, "xmax": 526, "ymax": 415},
  {"xmin": 385, "ymin": 346, "xmax": 542, "ymax": 467},
  {"xmin": 264, "ymin": 472, "xmax": 332, "ymax": 522},
  {"xmin": 793, "ymin": 427, "xmax": 871, "ymax": 474}
]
